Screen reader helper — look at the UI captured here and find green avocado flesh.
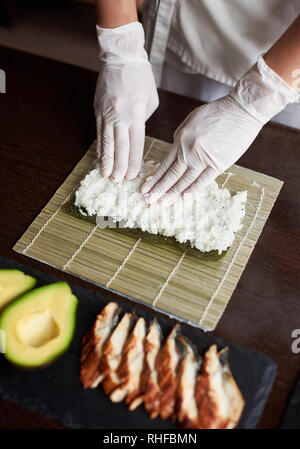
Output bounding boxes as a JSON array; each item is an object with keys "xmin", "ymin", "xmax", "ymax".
[
  {"xmin": 0, "ymin": 282, "xmax": 78, "ymax": 368},
  {"xmin": 63, "ymin": 199, "xmax": 226, "ymax": 262},
  {"xmin": 0, "ymin": 269, "xmax": 37, "ymax": 310}
]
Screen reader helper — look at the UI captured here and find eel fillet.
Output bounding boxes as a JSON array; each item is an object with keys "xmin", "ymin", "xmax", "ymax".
[
  {"xmin": 100, "ymin": 312, "xmax": 134, "ymax": 395},
  {"xmin": 176, "ymin": 336, "xmax": 201, "ymax": 429},
  {"xmin": 157, "ymin": 324, "xmax": 182, "ymax": 420},
  {"xmin": 110, "ymin": 317, "xmax": 146, "ymax": 404},
  {"xmin": 195, "ymin": 344, "xmax": 245, "ymax": 429},
  {"xmin": 129, "ymin": 318, "xmax": 162, "ymax": 416},
  {"xmin": 79, "ymin": 302, "xmax": 120, "ymax": 389}
]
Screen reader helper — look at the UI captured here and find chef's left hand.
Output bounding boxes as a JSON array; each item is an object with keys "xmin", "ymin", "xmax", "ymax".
[
  {"xmin": 141, "ymin": 96, "xmax": 262, "ymax": 206},
  {"xmin": 141, "ymin": 56, "xmax": 298, "ymax": 206}
]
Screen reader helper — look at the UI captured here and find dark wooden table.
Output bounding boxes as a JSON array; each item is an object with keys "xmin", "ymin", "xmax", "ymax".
[{"xmin": 0, "ymin": 46, "xmax": 299, "ymax": 429}]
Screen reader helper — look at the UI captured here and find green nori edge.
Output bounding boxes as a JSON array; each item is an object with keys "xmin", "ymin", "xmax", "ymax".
[{"xmin": 62, "ymin": 198, "xmax": 227, "ymax": 262}]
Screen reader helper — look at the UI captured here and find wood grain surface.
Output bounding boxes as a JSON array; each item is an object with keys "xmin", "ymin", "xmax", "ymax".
[{"xmin": 0, "ymin": 46, "xmax": 300, "ymax": 429}]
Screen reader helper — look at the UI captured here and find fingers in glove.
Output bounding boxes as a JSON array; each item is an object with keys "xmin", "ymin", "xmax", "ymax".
[
  {"xmin": 183, "ymin": 166, "xmax": 218, "ymax": 196},
  {"xmin": 100, "ymin": 121, "xmax": 114, "ymax": 177},
  {"xmin": 110, "ymin": 125, "xmax": 130, "ymax": 183},
  {"xmin": 126, "ymin": 124, "xmax": 145, "ymax": 180},
  {"xmin": 159, "ymin": 166, "xmax": 203, "ymax": 207},
  {"xmin": 96, "ymin": 116, "xmax": 102, "ymax": 159},
  {"xmin": 144, "ymin": 159, "xmax": 187, "ymax": 204},
  {"xmin": 140, "ymin": 147, "xmax": 177, "ymax": 195}
]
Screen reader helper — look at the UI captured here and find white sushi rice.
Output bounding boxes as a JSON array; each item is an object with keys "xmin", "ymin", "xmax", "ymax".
[{"xmin": 74, "ymin": 161, "xmax": 247, "ymax": 254}]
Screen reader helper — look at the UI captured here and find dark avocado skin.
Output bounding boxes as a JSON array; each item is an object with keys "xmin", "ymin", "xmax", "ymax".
[{"xmin": 64, "ymin": 199, "xmax": 227, "ymax": 261}]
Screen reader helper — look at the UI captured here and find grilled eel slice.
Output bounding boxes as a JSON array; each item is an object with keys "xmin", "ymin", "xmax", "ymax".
[
  {"xmin": 100, "ymin": 312, "xmax": 135, "ymax": 395},
  {"xmin": 157, "ymin": 324, "xmax": 182, "ymax": 420},
  {"xmin": 110, "ymin": 317, "xmax": 146, "ymax": 404},
  {"xmin": 195, "ymin": 344, "xmax": 245, "ymax": 429},
  {"xmin": 79, "ymin": 302, "xmax": 121, "ymax": 389},
  {"xmin": 176, "ymin": 336, "xmax": 201, "ymax": 429},
  {"xmin": 128, "ymin": 318, "xmax": 162, "ymax": 416}
]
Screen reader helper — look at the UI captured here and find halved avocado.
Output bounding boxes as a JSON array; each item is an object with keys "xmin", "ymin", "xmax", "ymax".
[
  {"xmin": 0, "ymin": 269, "xmax": 36, "ymax": 310},
  {"xmin": 0, "ymin": 282, "xmax": 78, "ymax": 368}
]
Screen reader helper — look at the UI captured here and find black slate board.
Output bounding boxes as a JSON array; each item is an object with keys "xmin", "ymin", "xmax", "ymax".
[
  {"xmin": 281, "ymin": 376, "xmax": 300, "ymax": 429},
  {"xmin": 0, "ymin": 256, "xmax": 277, "ymax": 429}
]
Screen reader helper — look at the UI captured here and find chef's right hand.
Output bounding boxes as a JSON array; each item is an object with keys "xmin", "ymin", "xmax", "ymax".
[{"xmin": 94, "ymin": 22, "xmax": 159, "ymax": 182}]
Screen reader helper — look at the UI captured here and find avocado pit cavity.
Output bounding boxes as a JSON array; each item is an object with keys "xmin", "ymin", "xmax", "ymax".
[{"xmin": 16, "ymin": 310, "xmax": 59, "ymax": 347}]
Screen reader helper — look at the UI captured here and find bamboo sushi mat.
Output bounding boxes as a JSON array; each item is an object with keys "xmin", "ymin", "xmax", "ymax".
[{"xmin": 14, "ymin": 137, "xmax": 283, "ymax": 330}]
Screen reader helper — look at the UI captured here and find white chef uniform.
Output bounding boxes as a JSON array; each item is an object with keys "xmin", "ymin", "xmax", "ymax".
[{"xmin": 142, "ymin": 0, "xmax": 300, "ymax": 129}]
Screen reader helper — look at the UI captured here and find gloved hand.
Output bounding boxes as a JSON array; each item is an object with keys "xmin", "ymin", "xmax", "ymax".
[
  {"xmin": 141, "ymin": 55, "xmax": 298, "ymax": 206},
  {"xmin": 94, "ymin": 22, "xmax": 159, "ymax": 182}
]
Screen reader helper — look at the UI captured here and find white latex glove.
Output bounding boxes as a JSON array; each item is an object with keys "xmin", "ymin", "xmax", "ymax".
[
  {"xmin": 141, "ymin": 55, "xmax": 298, "ymax": 206},
  {"xmin": 94, "ymin": 22, "xmax": 159, "ymax": 182}
]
